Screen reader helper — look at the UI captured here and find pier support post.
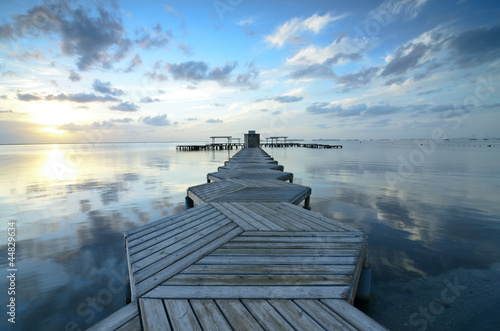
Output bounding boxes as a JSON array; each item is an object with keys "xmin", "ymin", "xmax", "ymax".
[
  {"xmin": 356, "ymin": 257, "xmax": 372, "ymax": 300},
  {"xmin": 304, "ymin": 196, "xmax": 311, "ymax": 210},
  {"xmin": 185, "ymin": 196, "xmax": 194, "ymax": 209}
]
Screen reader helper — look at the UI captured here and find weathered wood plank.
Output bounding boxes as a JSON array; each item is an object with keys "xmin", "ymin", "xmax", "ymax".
[
  {"xmin": 125, "ymin": 204, "xmax": 212, "ymax": 239},
  {"xmin": 164, "ymin": 300, "xmax": 202, "ymax": 331},
  {"xmin": 207, "ymin": 170, "xmax": 293, "ymax": 182},
  {"xmin": 115, "ymin": 315, "xmax": 141, "ymax": 331},
  {"xmin": 240, "ymin": 202, "xmax": 304, "ymax": 231},
  {"xmin": 243, "ymin": 202, "xmax": 314, "ymax": 231},
  {"xmin": 188, "ymin": 181, "xmax": 244, "ymax": 204},
  {"xmin": 211, "ymin": 248, "xmax": 360, "ymax": 256},
  {"xmin": 277, "ymin": 202, "xmax": 362, "ymax": 232},
  {"xmin": 229, "ymin": 202, "xmax": 287, "ymax": 231},
  {"xmin": 260, "ymin": 203, "xmax": 335, "ymax": 231},
  {"xmin": 347, "ymin": 239, "xmax": 368, "ymax": 304},
  {"xmin": 225, "ymin": 159, "xmax": 278, "ymax": 165},
  {"xmin": 197, "ymin": 255, "xmax": 357, "ymax": 265},
  {"xmin": 211, "ymin": 187, "xmax": 309, "ymax": 204},
  {"xmin": 215, "ymin": 300, "xmax": 264, "ymax": 331},
  {"xmin": 222, "ymin": 239, "xmax": 363, "ymax": 251},
  {"xmin": 230, "ymin": 236, "xmax": 365, "ymax": 243},
  {"xmin": 219, "ymin": 241, "xmax": 362, "ymax": 250},
  {"xmin": 190, "ymin": 300, "xmax": 232, "ymax": 330},
  {"xmin": 132, "ymin": 217, "xmax": 232, "ymax": 274},
  {"xmin": 211, "ymin": 202, "xmax": 263, "ymax": 231},
  {"xmin": 181, "ymin": 264, "xmax": 355, "ymax": 275},
  {"xmin": 125, "ymin": 236, "xmax": 137, "ymax": 301},
  {"xmin": 139, "ymin": 298, "xmax": 171, "ymax": 331},
  {"xmin": 268, "ymin": 300, "xmax": 324, "ymax": 330},
  {"xmin": 321, "ymin": 299, "xmax": 388, "ymax": 330},
  {"xmin": 164, "ymin": 274, "xmax": 351, "ymax": 286},
  {"xmin": 218, "ymin": 164, "xmax": 284, "ymax": 171},
  {"xmin": 127, "ymin": 207, "xmax": 220, "ymax": 248},
  {"xmin": 294, "ymin": 299, "xmax": 357, "ymax": 330},
  {"xmin": 87, "ymin": 303, "xmax": 139, "ymax": 331},
  {"xmin": 242, "ymin": 300, "xmax": 294, "ymax": 330},
  {"xmin": 135, "ymin": 226, "xmax": 243, "ymax": 297},
  {"xmin": 129, "ymin": 213, "xmax": 227, "ymax": 259},
  {"xmin": 240, "ymin": 231, "xmax": 365, "ymax": 237},
  {"xmin": 145, "ymin": 285, "xmax": 349, "ymax": 299}
]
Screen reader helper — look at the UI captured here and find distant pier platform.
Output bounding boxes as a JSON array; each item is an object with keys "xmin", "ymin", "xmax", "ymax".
[
  {"xmin": 176, "ymin": 143, "xmax": 244, "ymax": 151},
  {"xmin": 262, "ymin": 142, "xmax": 343, "ymax": 148},
  {"xmin": 177, "ymin": 142, "xmax": 342, "ymax": 150}
]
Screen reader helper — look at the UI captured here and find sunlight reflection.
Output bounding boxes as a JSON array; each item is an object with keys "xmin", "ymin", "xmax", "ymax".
[{"xmin": 45, "ymin": 145, "xmax": 76, "ymax": 181}]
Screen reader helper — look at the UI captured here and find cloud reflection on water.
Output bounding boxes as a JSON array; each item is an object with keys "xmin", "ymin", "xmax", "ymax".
[{"xmin": 267, "ymin": 141, "xmax": 500, "ymax": 283}]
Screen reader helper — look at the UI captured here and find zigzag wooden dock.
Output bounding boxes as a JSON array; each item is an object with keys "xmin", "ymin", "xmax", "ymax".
[{"xmin": 88, "ymin": 144, "xmax": 386, "ymax": 330}]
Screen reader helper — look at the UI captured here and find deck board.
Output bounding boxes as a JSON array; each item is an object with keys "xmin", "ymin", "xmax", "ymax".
[
  {"xmin": 164, "ymin": 300, "xmax": 202, "ymax": 331},
  {"xmin": 242, "ymin": 300, "xmax": 294, "ymax": 329},
  {"xmin": 215, "ymin": 300, "xmax": 264, "ymax": 331},
  {"xmin": 188, "ymin": 179, "xmax": 311, "ymax": 206},
  {"xmin": 218, "ymin": 163, "xmax": 285, "ymax": 171},
  {"xmin": 145, "ymin": 285, "xmax": 349, "ymax": 299},
  {"xmin": 87, "ymin": 303, "xmax": 140, "ymax": 331},
  {"xmin": 207, "ymin": 169, "xmax": 293, "ymax": 182},
  {"xmin": 139, "ymin": 298, "xmax": 171, "ymax": 331},
  {"xmin": 211, "ymin": 202, "xmax": 268, "ymax": 231},
  {"xmin": 190, "ymin": 300, "xmax": 232, "ymax": 330},
  {"xmin": 295, "ymin": 299, "xmax": 357, "ymax": 330},
  {"xmin": 165, "ymin": 274, "xmax": 351, "ymax": 286},
  {"xmin": 321, "ymin": 299, "xmax": 388, "ymax": 330},
  {"xmin": 179, "ymin": 264, "xmax": 356, "ymax": 275},
  {"xmin": 135, "ymin": 226, "xmax": 243, "ymax": 297},
  {"xmin": 268, "ymin": 299, "xmax": 324, "ymax": 330}
]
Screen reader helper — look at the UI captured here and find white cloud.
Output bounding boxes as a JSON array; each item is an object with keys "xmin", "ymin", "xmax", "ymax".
[
  {"xmin": 142, "ymin": 114, "xmax": 170, "ymax": 126},
  {"xmin": 237, "ymin": 18, "xmax": 254, "ymax": 26},
  {"xmin": 265, "ymin": 13, "xmax": 347, "ymax": 49},
  {"xmin": 369, "ymin": 0, "xmax": 429, "ymax": 22},
  {"xmin": 286, "ymin": 36, "xmax": 369, "ymax": 66}
]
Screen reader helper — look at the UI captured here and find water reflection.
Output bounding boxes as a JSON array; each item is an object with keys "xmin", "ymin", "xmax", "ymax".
[
  {"xmin": 80, "ymin": 199, "xmax": 91, "ymax": 213},
  {"xmin": 44, "ymin": 146, "xmax": 77, "ymax": 181},
  {"xmin": 1, "ymin": 141, "xmax": 498, "ymax": 330},
  {"xmin": 266, "ymin": 141, "xmax": 500, "ymax": 283},
  {"xmin": 0, "ymin": 143, "xmax": 240, "ymax": 330},
  {"xmin": 100, "ymin": 182, "xmax": 125, "ymax": 205}
]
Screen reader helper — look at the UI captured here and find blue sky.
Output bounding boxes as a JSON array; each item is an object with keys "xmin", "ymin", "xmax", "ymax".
[{"xmin": 0, "ymin": 0, "xmax": 499, "ymax": 143}]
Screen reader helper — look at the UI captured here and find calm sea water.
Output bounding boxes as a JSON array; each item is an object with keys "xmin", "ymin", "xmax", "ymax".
[{"xmin": 1, "ymin": 141, "xmax": 499, "ymax": 330}]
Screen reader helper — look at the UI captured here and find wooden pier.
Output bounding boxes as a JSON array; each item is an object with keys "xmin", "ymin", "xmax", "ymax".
[
  {"xmin": 262, "ymin": 142, "xmax": 343, "ymax": 149},
  {"xmin": 176, "ymin": 143, "xmax": 243, "ymax": 151},
  {"xmin": 88, "ymin": 145, "xmax": 385, "ymax": 330},
  {"xmin": 177, "ymin": 143, "xmax": 342, "ymax": 150},
  {"xmin": 177, "ymin": 135, "xmax": 342, "ymax": 150}
]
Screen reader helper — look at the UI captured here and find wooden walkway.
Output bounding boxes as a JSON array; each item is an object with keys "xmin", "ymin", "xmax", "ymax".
[
  {"xmin": 88, "ymin": 147, "xmax": 386, "ymax": 331},
  {"xmin": 186, "ymin": 179, "xmax": 311, "ymax": 209},
  {"xmin": 207, "ymin": 169, "xmax": 294, "ymax": 183}
]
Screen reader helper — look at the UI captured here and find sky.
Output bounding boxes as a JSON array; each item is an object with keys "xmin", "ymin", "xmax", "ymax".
[{"xmin": 0, "ymin": 0, "xmax": 499, "ymax": 143}]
